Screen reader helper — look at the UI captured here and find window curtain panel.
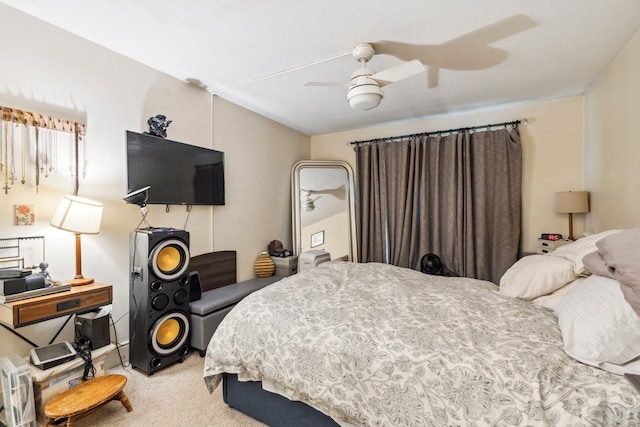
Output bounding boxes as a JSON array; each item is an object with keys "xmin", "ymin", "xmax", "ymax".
[{"xmin": 355, "ymin": 127, "xmax": 521, "ymax": 284}]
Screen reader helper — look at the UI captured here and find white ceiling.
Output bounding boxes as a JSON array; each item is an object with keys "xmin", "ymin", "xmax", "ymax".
[{"xmin": 2, "ymin": 1, "xmax": 640, "ymax": 136}]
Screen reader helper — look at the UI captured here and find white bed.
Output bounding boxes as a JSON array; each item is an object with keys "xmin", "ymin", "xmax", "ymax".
[{"xmin": 204, "ymin": 229, "xmax": 640, "ymax": 426}]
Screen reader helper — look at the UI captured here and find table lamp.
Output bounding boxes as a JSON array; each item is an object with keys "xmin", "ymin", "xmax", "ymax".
[
  {"xmin": 50, "ymin": 195, "xmax": 103, "ymax": 286},
  {"xmin": 553, "ymin": 191, "xmax": 589, "ymax": 241}
]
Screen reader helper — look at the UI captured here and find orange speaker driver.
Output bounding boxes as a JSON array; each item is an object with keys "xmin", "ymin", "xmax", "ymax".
[
  {"xmin": 157, "ymin": 318, "xmax": 180, "ymax": 346},
  {"xmin": 150, "ymin": 238, "xmax": 189, "ymax": 281},
  {"xmin": 157, "ymin": 246, "xmax": 181, "ymax": 273},
  {"xmin": 150, "ymin": 311, "xmax": 190, "ymax": 355}
]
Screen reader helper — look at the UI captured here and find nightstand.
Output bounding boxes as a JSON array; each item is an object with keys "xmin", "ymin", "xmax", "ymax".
[
  {"xmin": 270, "ymin": 255, "xmax": 298, "ymax": 277},
  {"xmin": 537, "ymin": 239, "xmax": 570, "ymax": 254}
]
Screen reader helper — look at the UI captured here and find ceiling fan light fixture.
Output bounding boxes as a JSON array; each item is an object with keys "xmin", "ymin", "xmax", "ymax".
[
  {"xmin": 348, "ymin": 84, "xmax": 383, "ymax": 111},
  {"xmin": 303, "ymin": 199, "xmax": 315, "ymax": 211},
  {"xmin": 306, "ymin": 42, "xmax": 424, "ymax": 111}
]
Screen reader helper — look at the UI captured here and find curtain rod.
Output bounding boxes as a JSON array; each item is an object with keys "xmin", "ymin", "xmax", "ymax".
[{"xmin": 350, "ymin": 119, "xmax": 524, "ymax": 146}]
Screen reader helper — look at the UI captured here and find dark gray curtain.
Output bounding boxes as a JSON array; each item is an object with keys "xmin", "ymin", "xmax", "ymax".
[{"xmin": 355, "ymin": 127, "xmax": 521, "ymax": 284}]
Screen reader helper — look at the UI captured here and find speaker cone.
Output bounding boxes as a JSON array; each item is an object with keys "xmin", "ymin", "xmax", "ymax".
[
  {"xmin": 150, "ymin": 238, "xmax": 189, "ymax": 281},
  {"xmin": 158, "ymin": 246, "xmax": 180, "ymax": 272},
  {"xmin": 174, "ymin": 288, "xmax": 188, "ymax": 305},
  {"xmin": 151, "ymin": 293, "xmax": 169, "ymax": 311},
  {"xmin": 150, "ymin": 311, "xmax": 189, "ymax": 355}
]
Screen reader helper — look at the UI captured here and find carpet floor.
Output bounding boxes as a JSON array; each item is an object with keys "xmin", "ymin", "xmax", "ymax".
[{"xmin": 68, "ymin": 353, "xmax": 267, "ymax": 427}]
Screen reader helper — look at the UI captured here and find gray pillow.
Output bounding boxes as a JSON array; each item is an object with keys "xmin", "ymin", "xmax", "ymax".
[{"xmin": 593, "ymin": 227, "xmax": 640, "ymax": 316}]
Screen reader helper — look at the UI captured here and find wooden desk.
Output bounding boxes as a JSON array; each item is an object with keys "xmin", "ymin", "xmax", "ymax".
[{"xmin": 0, "ymin": 283, "xmax": 112, "ymax": 328}]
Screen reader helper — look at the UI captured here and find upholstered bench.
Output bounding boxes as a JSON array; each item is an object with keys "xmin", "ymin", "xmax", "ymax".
[
  {"xmin": 188, "ymin": 251, "xmax": 282, "ymax": 356},
  {"xmin": 190, "ymin": 276, "xmax": 281, "ymax": 356}
]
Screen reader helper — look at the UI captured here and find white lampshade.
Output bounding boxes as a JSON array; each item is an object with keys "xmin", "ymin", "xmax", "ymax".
[
  {"xmin": 50, "ymin": 195, "xmax": 103, "ymax": 234},
  {"xmin": 553, "ymin": 191, "xmax": 590, "ymax": 214}
]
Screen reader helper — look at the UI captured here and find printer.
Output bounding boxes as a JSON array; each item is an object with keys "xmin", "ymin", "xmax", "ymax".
[{"xmin": 298, "ymin": 250, "xmax": 331, "ymax": 272}]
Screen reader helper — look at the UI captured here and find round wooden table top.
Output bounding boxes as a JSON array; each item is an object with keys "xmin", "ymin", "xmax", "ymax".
[{"xmin": 45, "ymin": 374, "xmax": 128, "ymax": 418}]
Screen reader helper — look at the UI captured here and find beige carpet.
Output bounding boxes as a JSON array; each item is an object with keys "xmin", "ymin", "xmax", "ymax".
[{"xmin": 68, "ymin": 353, "xmax": 267, "ymax": 427}]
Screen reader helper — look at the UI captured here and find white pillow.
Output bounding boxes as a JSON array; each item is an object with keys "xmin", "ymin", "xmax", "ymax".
[
  {"xmin": 499, "ymin": 255, "xmax": 577, "ymax": 300},
  {"xmin": 556, "ymin": 275, "xmax": 640, "ymax": 371},
  {"xmin": 548, "ymin": 229, "xmax": 622, "ymax": 275},
  {"xmin": 531, "ymin": 277, "xmax": 585, "ymax": 312}
]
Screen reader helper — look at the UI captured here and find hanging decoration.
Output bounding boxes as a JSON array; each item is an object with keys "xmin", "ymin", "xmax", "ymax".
[{"xmin": 0, "ymin": 105, "xmax": 87, "ymax": 195}]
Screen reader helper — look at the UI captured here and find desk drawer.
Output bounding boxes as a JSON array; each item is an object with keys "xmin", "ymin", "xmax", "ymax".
[{"xmin": 14, "ymin": 287, "xmax": 112, "ymax": 327}]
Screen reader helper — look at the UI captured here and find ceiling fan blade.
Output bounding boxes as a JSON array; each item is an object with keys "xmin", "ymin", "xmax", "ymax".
[
  {"xmin": 371, "ymin": 60, "xmax": 425, "ymax": 87},
  {"xmin": 305, "ymin": 81, "xmax": 350, "ymax": 87},
  {"xmin": 318, "ymin": 187, "xmax": 346, "ymax": 200}
]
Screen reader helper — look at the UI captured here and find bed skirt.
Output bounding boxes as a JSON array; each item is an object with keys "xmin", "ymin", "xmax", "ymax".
[{"xmin": 222, "ymin": 373, "xmax": 339, "ymax": 427}]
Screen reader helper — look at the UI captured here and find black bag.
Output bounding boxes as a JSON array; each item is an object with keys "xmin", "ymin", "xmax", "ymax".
[{"xmin": 268, "ymin": 240, "xmax": 291, "ymax": 257}]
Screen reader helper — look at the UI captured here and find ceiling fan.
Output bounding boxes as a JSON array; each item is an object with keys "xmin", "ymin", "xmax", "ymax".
[
  {"xmin": 301, "ymin": 190, "xmax": 321, "ymax": 212},
  {"xmin": 305, "ymin": 43, "xmax": 425, "ymax": 111}
]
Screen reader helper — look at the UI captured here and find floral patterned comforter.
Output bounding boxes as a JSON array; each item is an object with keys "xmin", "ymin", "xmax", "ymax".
[{"xmin": 204, "ymin": 261, "xmax": 640, "ymax": 426}]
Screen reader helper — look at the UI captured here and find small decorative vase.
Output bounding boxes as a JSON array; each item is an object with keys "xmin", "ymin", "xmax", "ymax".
[{"xmin": 254, "ymin": 251, "xmax": 275, "ymax": 277}]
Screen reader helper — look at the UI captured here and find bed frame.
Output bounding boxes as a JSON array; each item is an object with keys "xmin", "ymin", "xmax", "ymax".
[
  {"xmin": 222, "ymin": 374, "xmax": 338, "ymax": 426},
  {"xmin": 193, "ymin": 251, "xmax": 338, "ymax": 425}
]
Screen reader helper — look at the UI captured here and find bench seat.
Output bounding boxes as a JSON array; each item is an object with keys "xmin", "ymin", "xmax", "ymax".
[{"xmin": 189, "ymin": 276, "xmax": 281, "ymax": 356}]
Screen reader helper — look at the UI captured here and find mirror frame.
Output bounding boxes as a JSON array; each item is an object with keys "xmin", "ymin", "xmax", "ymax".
[{"xmin": 291, "ymin": 160, "xmax": 358, "ymax": 262}]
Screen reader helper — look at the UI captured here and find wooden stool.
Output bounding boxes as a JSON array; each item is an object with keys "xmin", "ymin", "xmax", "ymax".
[{"xmin": 44, "ymin": 374, "xmax": 133, "ymax": 426}]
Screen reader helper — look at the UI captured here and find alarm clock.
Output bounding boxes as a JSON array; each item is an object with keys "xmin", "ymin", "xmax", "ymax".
[{"xmin": 540, "ymin": 233, "xmax": 563, "ymax": 241}]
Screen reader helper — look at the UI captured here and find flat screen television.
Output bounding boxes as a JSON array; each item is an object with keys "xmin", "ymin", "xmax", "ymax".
[{"xmin": 126, "ymin": 130, "xmax": 225, "ymax": 205}]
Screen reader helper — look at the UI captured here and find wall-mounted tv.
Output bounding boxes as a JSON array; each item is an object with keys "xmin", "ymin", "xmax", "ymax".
[{"xmin": 126, "ymin": 130, "xmax": 225, "ymax": 206}]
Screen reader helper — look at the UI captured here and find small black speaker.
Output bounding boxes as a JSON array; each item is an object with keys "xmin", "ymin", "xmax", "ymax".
[
  {"xmin": 75, "ymin": 312, "xmax": 110, "ymax": 350},
  {"xmin": 189, "ymin": 271, "xmax": 202, "ymax": 302}
]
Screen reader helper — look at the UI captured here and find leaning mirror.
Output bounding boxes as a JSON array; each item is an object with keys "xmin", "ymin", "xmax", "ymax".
[{"xmin": 291, "ymin": 160, "xmax": 357, "ymax": 262}]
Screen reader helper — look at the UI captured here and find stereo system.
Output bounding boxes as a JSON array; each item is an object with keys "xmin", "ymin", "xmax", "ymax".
[
  {"xmin": 0, "ymin": 274, "xmax": 46, "ymax": 296},
  {"xmin": 129, "ymin": 228, "xmax": 191, "ymax": 375}
]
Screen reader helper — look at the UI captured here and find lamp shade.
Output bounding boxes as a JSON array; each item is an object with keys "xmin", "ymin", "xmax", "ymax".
[
  {"xmin": 50, "ymin": 195, "xmax": 103, "ymax": 234},
  {"xmin": 553, "ymin": 191, "xmax": 589, "ymax": 214}
]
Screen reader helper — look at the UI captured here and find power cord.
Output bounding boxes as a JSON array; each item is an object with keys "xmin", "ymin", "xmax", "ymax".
[
  {"xmin": 75, "ymin": 342, "xmax": 96, "ymax": 381},
  {"xmin": 109, "ymin": 313, "xmax": 130, "ymax": 368},
  {"xmin": 73, "ymin": 323, "xmax": 96, "ymax": 381}
]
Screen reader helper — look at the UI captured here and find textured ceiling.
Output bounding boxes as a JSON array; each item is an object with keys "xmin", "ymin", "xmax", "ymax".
[{"xmin": 2, "ymin": 1, "xmax": 640, "ymax": 135}]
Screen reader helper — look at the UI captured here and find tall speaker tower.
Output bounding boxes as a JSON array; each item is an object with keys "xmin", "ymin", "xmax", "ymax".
[{"xmin": 129, "ymin": 228, "xmax": 191, "ymax": 374}]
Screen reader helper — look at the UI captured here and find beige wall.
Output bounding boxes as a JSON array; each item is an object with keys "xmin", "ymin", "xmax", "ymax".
[
  {"xmin": 211, "ymin": 97, "xmax": 310, "ymax": 279},
  {"xmin": 585, "ymin": 29, "xmax": 640, "ymax": 231},
  {"xmin": 0, "ymin": 4, "xmax": 309, "ymax": 359},
  {"xmin": 301, "ymin": 212, "xmax": 349, "ymax": 258},
  {"xmin": 311, "ymin": 98, "xmax": 586, "ymax": 253}
]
